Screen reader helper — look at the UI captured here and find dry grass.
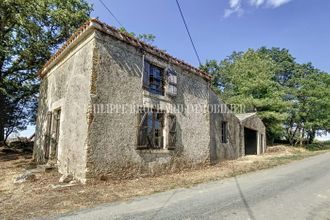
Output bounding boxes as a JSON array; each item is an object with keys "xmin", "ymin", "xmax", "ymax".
[{"xmin": 0, "ymin": 145, "xmax": 327, "ymax": 220}]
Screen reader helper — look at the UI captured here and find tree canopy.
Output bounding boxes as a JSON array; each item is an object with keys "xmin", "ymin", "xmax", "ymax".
[
  {"xmin": 201, "ymin": 47, "xmax": 330, "ymax": 145},
  {"xmin": 0, "ymin": 0, "xmax": 92, "ymax": 141}
]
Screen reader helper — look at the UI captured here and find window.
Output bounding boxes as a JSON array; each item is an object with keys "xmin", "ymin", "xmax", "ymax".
[
  {"xmin": 137, "ymin": 109, "xmax": 165, "ymax": 149},
  {"xmin": 221, "ymin": 121, "xmax": 228, "ymax": 143},
  {"xmin": 143, "ymin": 60, "xmax": 164, "ymax": 95}
]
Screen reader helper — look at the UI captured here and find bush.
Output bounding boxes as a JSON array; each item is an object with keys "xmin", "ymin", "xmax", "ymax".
[{"xmin": 305, "ymin": 141, "xmax": 330, "ymax": 151}]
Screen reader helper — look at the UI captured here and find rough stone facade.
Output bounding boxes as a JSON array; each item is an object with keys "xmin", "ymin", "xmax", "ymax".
[
  {"xmin": 85, "ymin": 31, "xmax": 210, "ymax": 179},
  {"xmin": 236, "ymin": 113, "xmax": 267, "ymax": 155},
  {"xmin": 209, "ymin": 90, "xmax": 242, "ymax": 164},
  {"xmin": 34, "ymin": 31, "xmax": 95, "ymax": 180},
  {"xmin": 33, "ymin": 19, "xmax": 267, "ymax": 182}
]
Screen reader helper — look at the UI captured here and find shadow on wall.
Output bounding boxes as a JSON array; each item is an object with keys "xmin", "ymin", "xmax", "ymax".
[
  {"xmin": 99, "ymin": 43, "xmax": 142, "ymax": 78},
  {"xmin": 210, "ymin": 112, "xmax": 239, "ymax": 164},
  {"xmin": 210, "ymin": 112, "xmax": 220, "ymax": 164},
  {"xmin": 180, "ymin": 75, "xmax": 208, "ymax": 100},
  {"xmin": 33, "ymin": 79, "xmax": 49, "ymax": 163}
]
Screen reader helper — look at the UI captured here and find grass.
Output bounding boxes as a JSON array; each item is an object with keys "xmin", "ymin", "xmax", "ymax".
[
  {"xmin": 0, "ymin": 145, "xmax": 329, "ymax": 220},
  {"xmin": 305, "ymin": 140, "xmax": 330, "ymax": 151}
]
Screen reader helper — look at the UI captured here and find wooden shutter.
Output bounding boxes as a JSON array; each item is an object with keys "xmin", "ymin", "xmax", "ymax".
[
  {"xmin": 142, "ymin": 60, "xmax": 150, "ymax": 89},
  {"xmin": 166, "ymin": 67, "xmax": 177, "ymax": 97},
  {"xmin": 44, "ymin": 111, "xmax": 52, "ymax": 159},
  {"xmin": 167, "ymin": 114, "xmax": 177, "ymax": 149},
  {"xmin": 136, "ymin": 111, "xmax": 148, "ymax": 149},
  {"xmin": 51, "ymin": 109, "xmax": 61, "ymax": 159}
]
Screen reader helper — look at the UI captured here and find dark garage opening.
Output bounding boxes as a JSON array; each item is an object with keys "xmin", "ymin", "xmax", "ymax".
[{"xmin": 244, "ymin": 127, "xmax": 258, "ymax": 155}]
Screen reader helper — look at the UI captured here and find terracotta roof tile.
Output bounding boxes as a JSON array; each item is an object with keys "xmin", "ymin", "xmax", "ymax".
[{"xmin": 39, "ymin": 19, "xmax": 211, "ymax": 81}]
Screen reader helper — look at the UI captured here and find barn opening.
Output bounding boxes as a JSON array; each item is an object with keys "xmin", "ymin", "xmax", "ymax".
[{"xmin": 244, "ymin": 127, "xmax": 258, "ymax": 155}]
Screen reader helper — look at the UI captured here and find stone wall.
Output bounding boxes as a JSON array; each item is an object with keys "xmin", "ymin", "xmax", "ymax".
[
  {"xmin": 240, "ymin": 115, "xmax": 266, "ymax": 154},
  {"xmin": 209, "ymin": 90, "xmax": 242, "ymax": 164},
  {"xmin": 33, "ymin": 32, "xmax": 95, "ymax": 181},
  {"xmin": 85, "ymin": 30, "xmax": 210, "ymax": 179}
]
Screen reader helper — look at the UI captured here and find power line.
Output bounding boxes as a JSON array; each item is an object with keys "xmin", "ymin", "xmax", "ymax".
[
  {"xmin": 98, "ymin": 0, "xmax": 124, "ymax": 28},
  {"xmin": 175, "ymin": 0, "xmax": 202, "ymax": 66}
]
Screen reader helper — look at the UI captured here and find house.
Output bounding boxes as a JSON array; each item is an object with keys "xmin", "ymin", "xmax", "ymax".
[{"xmin": 33, "ymin": 19, "xmax": 266, "ymax": 182}]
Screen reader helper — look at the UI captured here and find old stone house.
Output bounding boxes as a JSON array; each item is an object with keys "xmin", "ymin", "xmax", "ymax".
[{"xmin": 33, "ymin": 19, "xmax": 266, "ymax": 182}]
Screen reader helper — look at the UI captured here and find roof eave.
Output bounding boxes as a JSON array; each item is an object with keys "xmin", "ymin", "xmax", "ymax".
[{"xmin": 39, "ymin": 19, "xmax": 211, "ymax": 81}]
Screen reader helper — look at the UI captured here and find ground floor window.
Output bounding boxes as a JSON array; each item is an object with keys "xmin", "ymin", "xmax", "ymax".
[
  {"xmin": 137, "ymin": 109, "xmax": 165, "ymax": 149},
  {"xmin": 137, "ymin": 109, "xmax": 177, "ymax": 150}
]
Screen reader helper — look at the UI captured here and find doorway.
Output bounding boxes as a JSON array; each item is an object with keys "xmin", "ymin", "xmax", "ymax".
[{"xmin": 244, "ymin": 127, "xmax": 258, "ymax": 155}]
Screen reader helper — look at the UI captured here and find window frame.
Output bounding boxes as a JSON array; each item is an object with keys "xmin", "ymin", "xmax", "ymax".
[
  {"xmin": 137, "ymin": 109, "xmax": 165, "ymax": 150},
  {"xmin": 143, "ymin": 60, "xmax": 165, "ymax": 96}
]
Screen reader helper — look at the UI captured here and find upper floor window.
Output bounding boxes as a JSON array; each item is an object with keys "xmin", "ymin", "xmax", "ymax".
[{"xmin": 143, "ymin": 60, "xmax": 164, "ymax": 96}]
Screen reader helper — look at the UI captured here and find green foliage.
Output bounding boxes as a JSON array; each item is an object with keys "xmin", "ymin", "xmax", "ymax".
[
  {"xmin": 118, "ymin": 27, "xmax": 156, "ymax": 44},
  {"xmin": 286, "ymin": 63, "xmax": 330, "ymax": 144},
  {"xmin": 305, "ymin": 141, "xmax": 330, "ymax": 151},
  {"xmin": 201, "ymin": 49, "xmax": 289, "ymax": 142},
  {"xmin": 0, "ymin": 0, "xmax": 92, "ymax": 140},
  {"xmin": 202, "ymin": 47, "xmax": 330, "ymax": 145},
  {"xmin": 257, "ymin": 47, "xmax": 296, "ymax": 86}
]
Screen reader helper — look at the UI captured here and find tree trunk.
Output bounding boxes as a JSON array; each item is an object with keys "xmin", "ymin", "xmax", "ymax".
[
  {"xmin": 308, "ymin": 130, "xmax": 316, "ymax": 144},
  {"xmin": 0, "ymin": 93, "xmax": 4, "ymax": 143},
  {"xmin": 300, "ymin": 127, "xmax": 304, "ymax": 146},
  {"xmin": 0, "ymin": 123, "xmax": 4, "ymax": 143}
]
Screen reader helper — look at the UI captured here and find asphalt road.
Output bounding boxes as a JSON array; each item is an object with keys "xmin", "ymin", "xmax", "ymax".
[{"xmin": 57, "ymin": 152, "xmax": 330, "ymax": 220}]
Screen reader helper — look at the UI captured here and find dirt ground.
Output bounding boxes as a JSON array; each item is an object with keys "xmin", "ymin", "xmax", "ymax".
[{"xmin": 0, "ymin": 146, "xmax": 326, "ymax": 220}]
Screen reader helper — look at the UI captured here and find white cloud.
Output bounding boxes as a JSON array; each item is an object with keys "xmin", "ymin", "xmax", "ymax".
[
  {"xmin": 224, "ymin": 0, "xmax": 292, "ymax": 17},
  {"xmin": 250, "ymin": 0, "xmax": 265, "ymax": 7},
  {"xmin": 224, "ymin": 0, "xmax": 244, "ymax": 18},
  {"xmin": 224, "ymin": 8, "xmax": 244, "ymax": 18},
  {"xmin": 267, "ymin": 0, "xmax": 292, "ymax": 8},
  {"xmin": 229, "ymin": 0, "xmax": 241, "ymax": 8}
]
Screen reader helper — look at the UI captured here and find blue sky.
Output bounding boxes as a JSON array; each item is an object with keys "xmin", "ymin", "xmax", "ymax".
[
  {"xmin": 86, "ymin": 0, "xmax": 330, "ymax": 73},
  {"xmin": 18, "ymin": 0, "xmax": 330, "ymax": 140}
]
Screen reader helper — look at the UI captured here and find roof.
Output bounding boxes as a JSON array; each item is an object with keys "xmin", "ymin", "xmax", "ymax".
[
  {"xmin": 39, "ymin": 19, "xmax": 211, "ymax": 80},
  {"xmin": 235, "ymin": 112, "xmax": 257, "ymax": 121}
]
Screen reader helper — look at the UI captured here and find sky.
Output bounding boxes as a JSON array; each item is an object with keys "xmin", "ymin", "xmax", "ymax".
[
  {"xmin": 86, "ymin": 0, "xmax": 330, "ymax": 73},
  {"xmin": 17, "ymin": 0, "xmax": 330, "ymax": 140}
]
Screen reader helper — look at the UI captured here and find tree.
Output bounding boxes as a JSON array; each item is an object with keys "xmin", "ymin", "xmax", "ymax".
[
  {"xmin": 202, "ymin": 47, "xmax": 330, "ymax": 145},
  {"xmin": 118, "ymin": 27, "xmax": 156, "ymax": 44},
  {"xmin": 257, "ymin": 47, "xmax": 296, "ymax": 87},
  {"xmin": 256, "ymin": 47, "xmax": 298, "ymax": 144},
  {"xmin": 201, "ymin": 49, "xmax": 289, "ymax": 143},
  {"xmin": 286, "ymin": 63, "xmax": 330, "ymax": 144},
  {"xmin": 0, "ymin": 0, "xmax": 92, "ymax": 142}
]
